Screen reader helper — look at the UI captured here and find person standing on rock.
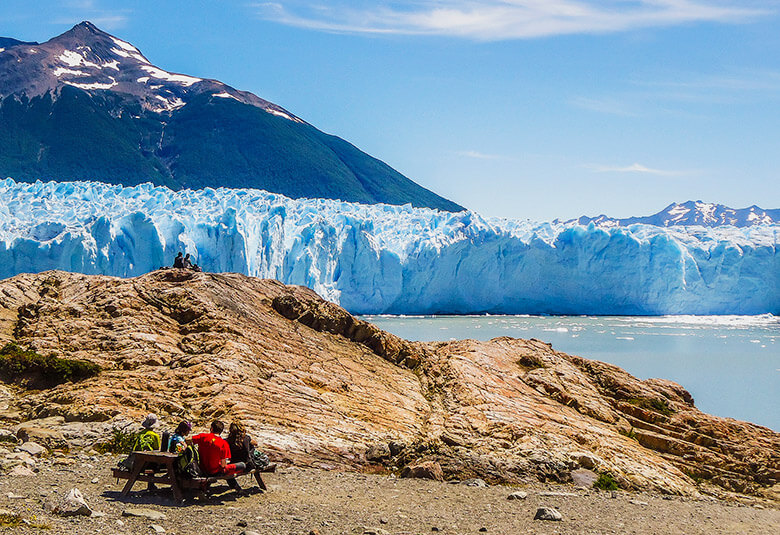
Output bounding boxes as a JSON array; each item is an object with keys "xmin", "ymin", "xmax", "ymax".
[
  {"xmin": 190, "ymin": 420, "xmax": 246, "ymax": 493},
  {"xmin": 173, "ymin": 252, "xmax": 184, "ymax": 268}
]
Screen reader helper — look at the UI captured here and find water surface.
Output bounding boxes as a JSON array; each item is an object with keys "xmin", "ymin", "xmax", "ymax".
[{"xmin": 361, "ymin": 314, "xmax": 779, "ymax": 431}]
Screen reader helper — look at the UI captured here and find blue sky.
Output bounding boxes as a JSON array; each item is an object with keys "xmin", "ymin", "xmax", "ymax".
[{"xmin": 2, "ymin": 1, "xmax": 780, "ymax": 220}]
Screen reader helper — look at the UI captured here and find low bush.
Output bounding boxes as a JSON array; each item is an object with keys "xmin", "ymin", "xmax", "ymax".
[
  {"xmin": 93, "ymin": 427, "xmax": 138, "ymax": 454},
  {"xmin": 593, "ymin": 472, "xmax": 619, "ymax": 491},
  {"xmin": 0, "ymin": 342, "xmax": 101, "ymax": 387}
]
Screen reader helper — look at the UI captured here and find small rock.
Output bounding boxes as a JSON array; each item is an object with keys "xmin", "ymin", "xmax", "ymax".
[
  {"xmin": 18, "ymin": 442, "xmax": 46, "ymax": 457},
  {"xmin": 53, "ymin": 488, "xmax": 92, "ymax": 517},
  {"xmin": 379, "ymin": 517, "xmax": 388, "ymax": 524},
  {"xmin": 122, "ymin": 508, "xmax": 167, "ymax": 521},
  {"xmin": 479, "ymin": 529, "xmax": 488, "ymax": 533},
  {"xmin": 538, "ymin": 491, "xmax": 579, "ymax": 497},
  {"xmin": 90, "ymin": 478, "xmax": 99, "ymax": 484},
  {"xmin": 151, "ymin": 525, "xmax": 165, "ymax": 534},
  {"xmin": 362, "ymin": 529, "xmax": 390, "ymax": 535},
  {"xmin": 7, "ymin": 465, "xmax": 36, "ymax": 477},
  {"xmin": 571, "ymin": 468, "xmax": 598, "ymax": 488},
  {"xmin": 399, "ymin": 460, "xmax": 444, "ymax": 481},
  {"xmin": 461, "ymin": 478, "xmax": 488, "ymax": 487},
  {"xmin": 240, "ymin": 531, "xmax": 262, "ymax": 535},
  {"xmin": 308, "ymin": 531, "xmax": 321, "ymax": 535},
  {"xmin": 534, "ymin": 507, "xmax": 563, "ymax": 521},
  {"xmin": 507, "ymin": 491, "xmax": 528, "ymax": 500},
  {"xmin": 116, "ymin": 520, "xmax": 125, "ymax": 527},
  {"xmin": 237, "ymin": 519, "xmax": 248, "ymax": 527},
  {"xmin": 7, "ymin": 493, "xmax": 25, "ymax": 499},
  {"xmin": 365, "ymin": 443, "xmax": 391, "ymax": 462},
  {"xmin": 629, "ymin": 499, "xmax": 649, "ymax": 506}
]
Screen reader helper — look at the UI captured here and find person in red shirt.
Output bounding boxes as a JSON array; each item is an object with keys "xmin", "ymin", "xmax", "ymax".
[{"xmin": 190, "ymin": 420, "xmax": 247, "ymax": 491}]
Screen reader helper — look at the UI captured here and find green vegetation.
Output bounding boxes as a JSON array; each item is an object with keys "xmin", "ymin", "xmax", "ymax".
[
  {"xmin": 93, "ymin": 427, "xmax": 138, "ymax": 454},
  {"xmin": 619, "ymin": 427, "xmax": 639, "ymax": 441},
  {"xmin": 626, "ymin": 397, "xmax": 674, "ymax": 416},
  {"xmin": 0, "ymin": 511, "xmax": 50, "ymax": 530},
  {"xmin": 593, "ymin": 472, "xmax": 620, "ymax": 491},
  {"xmin": 0, "ymin": 342, "xmax": 101, "ymax": 387}
]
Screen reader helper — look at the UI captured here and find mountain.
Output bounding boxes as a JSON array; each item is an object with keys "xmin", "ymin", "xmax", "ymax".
[
  {"xmin": 0, "ymin": 22, "xmax": 463, "ymax": 212},
  {"xmin": 1, "ymin": 269, "xmax": 778, "ymax": 495},
  {"xmin": 569, "ymin": 201, "xmax": 780, "ymax": 228}
]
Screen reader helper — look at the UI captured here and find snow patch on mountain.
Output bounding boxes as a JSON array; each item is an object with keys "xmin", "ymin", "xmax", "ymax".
[{"xmin": 1, "ymin": 179, "xmax": 777, "ymax": 316}]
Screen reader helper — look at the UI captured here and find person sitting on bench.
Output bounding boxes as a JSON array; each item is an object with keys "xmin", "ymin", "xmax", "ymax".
[{"xmin": 190, "ymin": 420, "xmax": 246, "ymax": 493}]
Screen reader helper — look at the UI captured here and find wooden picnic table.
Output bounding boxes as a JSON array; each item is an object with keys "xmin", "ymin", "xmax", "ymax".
[{"xmin": 112, "ymin": 451, "xmax": 270, "ymax": 503}]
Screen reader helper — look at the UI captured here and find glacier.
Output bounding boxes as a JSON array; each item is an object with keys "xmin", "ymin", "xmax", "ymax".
[{"xmin": 1, "ymin": 178, "xmax": 778, "ymax": 315}]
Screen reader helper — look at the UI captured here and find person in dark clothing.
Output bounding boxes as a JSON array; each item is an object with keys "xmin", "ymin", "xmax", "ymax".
[
  {"xmin": 226, "ymin": 421, "xmax": 253, "ymax": 465},
  {"xmin": 183, "ymin": 253, "xmax": 193, "ymax": 269},
  {"xmin": 173, "ymin": 252, "xmax": 184, "ymax": 268},
  {"xmin": 227, "ymin": 420, "xmax": 275, "ymax": 476}
]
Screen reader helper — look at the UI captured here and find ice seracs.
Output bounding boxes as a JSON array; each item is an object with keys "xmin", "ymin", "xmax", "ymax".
[{"xmin": 0, "ymin": 179, "xmax": 777, "ymax": 316}]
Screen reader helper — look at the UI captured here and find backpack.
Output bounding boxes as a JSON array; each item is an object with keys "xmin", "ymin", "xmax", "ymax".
[
  {"xmin": 250, "ymin": 449, "xmax": 269, "ymax": 471},
  {"xmin": 175, "ymin": 444, "xmax": 202, "ymax": 479},
  {"xmin": 133, "ymin": 430, "xmax": 158, "ymax": 452}
]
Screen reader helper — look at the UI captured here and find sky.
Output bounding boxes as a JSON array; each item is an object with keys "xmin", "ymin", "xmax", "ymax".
[{"xmin": 2, "ymin": 0, "xmax": 780, "ymax": 221}]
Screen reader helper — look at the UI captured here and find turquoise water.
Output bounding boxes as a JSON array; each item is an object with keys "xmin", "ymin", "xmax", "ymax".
[{"xmin": 361, "ymin": 315, "xmax": 779, "ymax": 431}]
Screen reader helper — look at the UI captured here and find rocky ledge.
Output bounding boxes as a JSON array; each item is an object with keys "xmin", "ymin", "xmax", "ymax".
[{"xmin": 0, "ymin": 270, "xmax": 777, "ymax": 501}]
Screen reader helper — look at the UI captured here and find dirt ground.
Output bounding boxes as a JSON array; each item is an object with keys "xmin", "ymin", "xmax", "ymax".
[{"xmin": 0, "ymin": 453, "xmax": 777, "ymax": 535}]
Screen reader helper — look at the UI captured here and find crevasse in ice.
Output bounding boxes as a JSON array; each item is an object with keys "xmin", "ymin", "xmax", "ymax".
[{"xmin": 1, "ymin": 178, "xmax": 777, "ymax": 315}]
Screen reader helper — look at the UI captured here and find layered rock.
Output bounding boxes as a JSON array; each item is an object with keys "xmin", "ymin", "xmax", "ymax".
[{"xmin": 0, "ymin": 270, "xmax": 777, "ymax": 499}]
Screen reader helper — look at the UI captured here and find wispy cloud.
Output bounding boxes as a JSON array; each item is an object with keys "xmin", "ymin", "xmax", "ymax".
[
  {"xmin": 250, "ymin": 1, "xmax": 773, "ymax": 40},
  {"xmin": 456, "ymin": 150, "xmax": 507, "ymax": 160},
  {"xmin": 585, "ymin": 163, "xmax": 688, "ymax": 176}
]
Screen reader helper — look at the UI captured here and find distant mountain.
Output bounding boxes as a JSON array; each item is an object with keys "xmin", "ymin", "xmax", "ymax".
[
  {"xmin": 567, "ymin": 201, "xmax": 780, "ymax": 228},
  {"xmin": 0, "ymin": 22, "xmax": 463, "ymax": 211}
]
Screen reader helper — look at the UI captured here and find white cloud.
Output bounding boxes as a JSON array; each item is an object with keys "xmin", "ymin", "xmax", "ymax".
[
  {"xmin": 585, "ymin": 163, "xmax": 688, "ymax": 176},
  {"xmin": 456, "ymin": 150, "xmax": 506, "ymax": 160},
  {"xmin": 250, "ymin": 1, "xmax": 773, "ymax": 40}
]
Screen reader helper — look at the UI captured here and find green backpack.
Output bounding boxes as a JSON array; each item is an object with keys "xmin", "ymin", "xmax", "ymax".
[
  {"xmin": 133, "ymin": 430, "xmax": 158, "ymax": 452},
  {"xmin": 175, "ymin": 444, "xmax": 202, "ymax": 479}
]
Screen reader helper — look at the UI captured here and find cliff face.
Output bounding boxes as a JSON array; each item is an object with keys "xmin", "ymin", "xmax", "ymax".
[{"xmin": 0, "ymin": 270, "xmax": 777, "ymax": 498}]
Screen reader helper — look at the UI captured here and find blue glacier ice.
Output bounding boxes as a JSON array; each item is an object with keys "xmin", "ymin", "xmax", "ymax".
[{"xmin": 1, "ymin": 178, "xmax": 778, "ymax": 315}]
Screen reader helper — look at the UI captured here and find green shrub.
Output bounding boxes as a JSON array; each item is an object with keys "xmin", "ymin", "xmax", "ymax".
[
  {"xmin": 593, "ymin": 473, "xmax": 619, "ymax": 491},
  {"xmin": 0, "ymin": 342, "xmax": 101, "ymax": 387},
  {"xmin": 93, "ymin": 427, "xmax": 139, "ymax": 454},
  {"xmin": 626, "ymin": 397, "xmax": 674, "ymax": 416}
]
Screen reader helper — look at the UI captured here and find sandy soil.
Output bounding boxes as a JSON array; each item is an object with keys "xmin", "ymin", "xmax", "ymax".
[{"xmin": 0, "ymin": 453, "xmax": 777, "ymax": 535}]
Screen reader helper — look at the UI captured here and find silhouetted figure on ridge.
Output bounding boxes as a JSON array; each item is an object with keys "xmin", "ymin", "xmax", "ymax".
[{"xmin": 173, "ymin": 252, "xmax": 184, "ymax": 268}]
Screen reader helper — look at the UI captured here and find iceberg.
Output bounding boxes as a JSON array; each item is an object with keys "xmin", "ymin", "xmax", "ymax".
[{"xmin": 1, "ymin": 178, "xmax": 777, "ymax": 315}]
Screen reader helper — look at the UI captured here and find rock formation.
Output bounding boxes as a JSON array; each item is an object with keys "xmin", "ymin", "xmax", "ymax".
[{"xmin": 0, "ymin": 270, "xmax": 777, "ymax": 499}]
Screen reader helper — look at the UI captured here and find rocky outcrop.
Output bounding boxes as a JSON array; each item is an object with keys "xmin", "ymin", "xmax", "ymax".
[{"xmin": 0, "ymin": 270, "xmax": 777, "ymax": 499}]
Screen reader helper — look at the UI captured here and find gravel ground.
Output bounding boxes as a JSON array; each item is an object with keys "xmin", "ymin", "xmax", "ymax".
[{"xmin": 0, "ymin": 452, "xmax": 778, "ymax": 535}]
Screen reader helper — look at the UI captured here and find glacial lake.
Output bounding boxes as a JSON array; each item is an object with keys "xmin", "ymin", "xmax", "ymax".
[{"xmin": 360, "ymin": 314, "xmax": 779, "ymax": 431}]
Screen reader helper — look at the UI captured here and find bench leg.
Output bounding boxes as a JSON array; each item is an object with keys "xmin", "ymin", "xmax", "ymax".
[
  {"xmin": 120, "ymin": 460, "xmax": 146, "ymax": 498},
  {"xmin": 254, "ymin": 471, "xmax": 267, "ymax": 491}
]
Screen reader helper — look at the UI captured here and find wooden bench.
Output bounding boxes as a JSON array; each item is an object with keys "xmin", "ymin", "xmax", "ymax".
[{"xmin": 112, "ymin": 451, "xmax": 269, "ymax": 503}]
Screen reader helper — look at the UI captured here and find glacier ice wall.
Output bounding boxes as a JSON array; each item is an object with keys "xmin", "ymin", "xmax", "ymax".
[{"xmin": 1, "ymin": 179, "xmax": 778, "ymax": 315}]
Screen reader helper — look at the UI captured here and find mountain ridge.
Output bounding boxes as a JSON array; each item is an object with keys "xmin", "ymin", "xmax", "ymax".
[
  {"xmin": 0, "ymin": 22, "xmax": 463, "ymax": 212},
  {"xmin": 564, "ymin": 201, "xmax": 780, "ymax": 228}
]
